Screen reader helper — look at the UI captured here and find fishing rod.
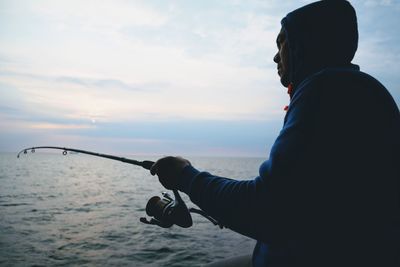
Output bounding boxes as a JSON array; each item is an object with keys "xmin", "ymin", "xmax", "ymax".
[
  {"xmin": 17, "ymin": 146, "xmax": 154, "ymax": 170},
  {"xmin": 17, "ymin": 146, "xmax": 222, "ymax": 229}
]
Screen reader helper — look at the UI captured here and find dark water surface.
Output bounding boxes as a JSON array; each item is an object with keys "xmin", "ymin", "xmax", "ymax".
[{"xmin": 0, "ymin": 153, "xmax": 262, "ymax": 266}]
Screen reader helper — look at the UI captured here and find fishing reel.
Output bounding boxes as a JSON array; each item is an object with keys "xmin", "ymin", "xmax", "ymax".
[{"xmin": 140, "ymin": 190, "xmax": 222, "ymax": 228}]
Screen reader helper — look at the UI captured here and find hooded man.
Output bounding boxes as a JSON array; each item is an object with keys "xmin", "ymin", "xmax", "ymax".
[{"xmin": 151, "ymin": 1, "xmax": 400, "ymax": 266}]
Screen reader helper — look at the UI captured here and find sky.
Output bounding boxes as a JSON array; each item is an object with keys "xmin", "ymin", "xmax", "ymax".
[{"xmin": 0, "ymin": 0, "xmax": 399, "ymax": 157}]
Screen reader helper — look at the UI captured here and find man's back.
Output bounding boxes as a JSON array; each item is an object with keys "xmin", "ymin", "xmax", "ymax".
[{"xmin": 266, "ymin": 66, "xmax": 400, "ymax": 266}]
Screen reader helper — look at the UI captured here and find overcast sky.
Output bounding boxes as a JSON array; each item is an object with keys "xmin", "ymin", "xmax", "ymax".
[{"xmin": 0, "ymin": 0, "xmax": 399, "ymax": 157}]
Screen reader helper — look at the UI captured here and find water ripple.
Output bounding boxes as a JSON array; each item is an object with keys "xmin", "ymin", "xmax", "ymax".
[{"xmin": 0, "ymin": 154, "xmax": 257, "ymax": 266}]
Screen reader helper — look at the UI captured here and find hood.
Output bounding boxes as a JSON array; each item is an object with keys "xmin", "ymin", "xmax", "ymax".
[{"xmin": 281, "ymin": 0, "xmax": 358, "ymax": 87}]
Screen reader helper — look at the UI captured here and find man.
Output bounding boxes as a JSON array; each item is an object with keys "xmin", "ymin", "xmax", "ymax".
[{"xmin": 151, "ymin": 1, "xmax": 400, "ymax": 266}]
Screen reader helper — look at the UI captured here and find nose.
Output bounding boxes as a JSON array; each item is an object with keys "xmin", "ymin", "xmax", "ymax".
[{"xmin": 273, "ymin": 52, "xmax": 280, "ymax": 63}]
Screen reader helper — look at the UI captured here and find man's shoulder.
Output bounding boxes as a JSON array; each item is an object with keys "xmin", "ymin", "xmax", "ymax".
[
  {"xmin": 295, "ymin": 66, "xmax": 397, "ymax": 116},
  {"xmin": 298, "ymin": 66, "xmax": 385, "ymax": 93},
  {"xmin": 312, "ymin": 66, "xmax": 382, "ymax": 87},
  {"xmin": 291, "ymin": 66, "xmax": 391, "ymax": 111}
]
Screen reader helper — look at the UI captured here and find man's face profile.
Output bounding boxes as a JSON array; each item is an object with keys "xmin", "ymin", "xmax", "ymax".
[{"xmin": 274, "ymin": 29, "xmax": 290, "ymax": 87}]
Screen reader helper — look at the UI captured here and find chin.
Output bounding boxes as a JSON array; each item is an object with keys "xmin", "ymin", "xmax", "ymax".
[{"xmin": 280, "ymin": 77, "xmax": 290, "ymax": 87}]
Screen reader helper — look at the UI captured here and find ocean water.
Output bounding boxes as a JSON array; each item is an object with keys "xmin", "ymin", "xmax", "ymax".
[{"xmin": 0, "ymin": 152, "xmax": 263, "ymax": 266}]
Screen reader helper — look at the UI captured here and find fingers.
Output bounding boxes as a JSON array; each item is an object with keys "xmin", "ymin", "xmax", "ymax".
[
  {"xmin": 150, "ymin": 156, "xmax": 174, "ymax": 176},
  {"xmin": 150, "ymin": 162, "xmax": 158, "ymax": 176},
  {"xmin": 149, "ymin": 156, "xmax": 191, "ymax": 190},
  {"xmin": 150, "ymin": 156, "xmax": 173, "ymax": 175}
]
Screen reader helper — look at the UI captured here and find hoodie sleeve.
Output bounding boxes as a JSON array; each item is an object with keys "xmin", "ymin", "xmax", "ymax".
[{"xmin": 176, "ymin": 78, "xmax": 321, "ymax": 243}]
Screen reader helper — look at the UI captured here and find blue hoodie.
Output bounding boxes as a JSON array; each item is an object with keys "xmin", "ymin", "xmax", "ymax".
[{"xmin": 178, "ymin": 1, "xmax": 400, "ymax": 266}]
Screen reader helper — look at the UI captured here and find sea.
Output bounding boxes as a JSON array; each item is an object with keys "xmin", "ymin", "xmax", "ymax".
[{"xmin": 0, "ymin": 152, "xmax": 264, "ymax": 267}]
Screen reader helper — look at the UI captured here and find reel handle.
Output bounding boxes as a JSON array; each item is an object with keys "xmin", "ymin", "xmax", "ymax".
[
  {"xmin": 140, "ymin": 190, "xmax": 193, "ymax": 228},
  {"xmin": 140, "ymin": 190, "xmax": 223, "ymax": 229}
]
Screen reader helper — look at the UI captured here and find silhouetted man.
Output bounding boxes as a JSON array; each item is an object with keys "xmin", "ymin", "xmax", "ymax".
[{"xmin": 151, "ymin": 1, "xmax": 400, "ymax": 266}]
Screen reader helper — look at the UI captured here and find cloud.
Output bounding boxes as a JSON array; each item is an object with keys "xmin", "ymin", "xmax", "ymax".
[
  {"xmin": 364, "ymin": 0, "xmax": 399, "ymax": 7},
  {"xmin": 0, "ymin": 0, "xmax": 398, "ymax": 155},
  {"xmin": 31, "ymin": 0, "xmax": 169, "ymax": 32},
  {"xmin": 0, "ymin": 70, "xmax": 167, "ymax": 92},
  {"xmin": 0, "ymin": 0, "xmax": 288, "ymax": 127},
  {"xmin": 0, "ymin": 45, "xmax": 286, "ymax": 121},
  {"xmin": 30, "ymin": 123, "xmax": 94, "ymax": 130},
  {"xmin": 55, "ymin": 76, "xmax": 146, "ymax": 92}
]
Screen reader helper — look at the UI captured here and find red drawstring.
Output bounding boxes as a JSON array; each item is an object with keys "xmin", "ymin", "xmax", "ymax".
[
  {"xmin": 284, "ymin": 83, "xmax": 294, "ymax": 111},
  {"xmin": 287, "ymin": 83, "xmax": 294, "ymax": 95}
]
